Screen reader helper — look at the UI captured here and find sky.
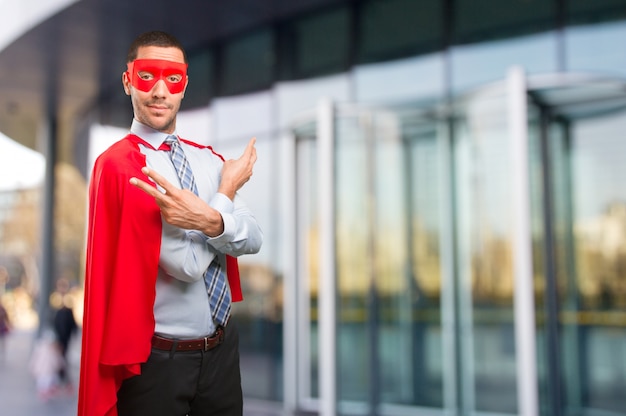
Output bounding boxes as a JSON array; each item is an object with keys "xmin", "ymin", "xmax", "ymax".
[{"xmin": 0, "ymin": 132, "xmax": 45, "ymax": 191}]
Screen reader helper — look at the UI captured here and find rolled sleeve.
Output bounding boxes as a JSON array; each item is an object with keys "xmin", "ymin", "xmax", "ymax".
[
  {"xmin": 205, "ymin": 192, "xmax": 263, "ymax": 256},
  {"xmin": 210, "ymin": 192, "xmax": 234, "ymax": 214},
  {"xmin": 205, "ymin": 193, "xmax": 235, "ymax": 246}
]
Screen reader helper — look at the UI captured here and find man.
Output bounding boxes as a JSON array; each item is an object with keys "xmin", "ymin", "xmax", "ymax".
[{"xmin": 78, "ymin": 31, "xmax": 262, "ymax": 416}]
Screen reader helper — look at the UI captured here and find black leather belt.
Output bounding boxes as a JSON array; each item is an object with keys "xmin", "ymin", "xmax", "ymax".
[{"xmin": 151, "ymin": 326, "xmax": 224, "ymax": 352}]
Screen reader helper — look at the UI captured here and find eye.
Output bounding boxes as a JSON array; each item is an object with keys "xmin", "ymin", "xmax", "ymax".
[
  {"xmin": 167, "ymin": 74, "xmax": 183, "ymax": 83},
  {"xmin": 138, "ymin": 71, "xmax": 154, "ymax": 81}
]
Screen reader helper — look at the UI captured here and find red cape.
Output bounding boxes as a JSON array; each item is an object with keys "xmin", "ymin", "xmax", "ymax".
[{"xmin": 78, "ymin": 135, "xmax": 241, "ymax": 416}]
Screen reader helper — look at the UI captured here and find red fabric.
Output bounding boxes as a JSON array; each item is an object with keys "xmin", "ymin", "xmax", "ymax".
[
  {"xmin": 78, "ymin": 134, "xmax": 242, "ymax": 416},
  {"xmin": 226, "ymin": 255, "xmax": 242, "ymax": 302},
  {"xmin": 78, "ymin": 136, "xmax": 161, "ymax": 416}
]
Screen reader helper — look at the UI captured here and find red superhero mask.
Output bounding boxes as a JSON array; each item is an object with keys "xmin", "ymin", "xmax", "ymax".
[{"xmin": 126, "ymin": 59, "xmax": 188, "ymax": 94}]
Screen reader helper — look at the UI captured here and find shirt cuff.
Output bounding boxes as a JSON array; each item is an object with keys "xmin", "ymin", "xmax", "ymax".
[
  {"xmin": 210, "ymin": 192, "xmax": 234, "ymax": 214},
  {"xmin": 205, "ymin": 193, "xmax": 235, "ymax": 245}
]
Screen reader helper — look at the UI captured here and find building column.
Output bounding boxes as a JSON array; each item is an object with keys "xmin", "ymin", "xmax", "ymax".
[{"xmin": 37, "ymin": 113, "xmax": 58, "ymax": 336}]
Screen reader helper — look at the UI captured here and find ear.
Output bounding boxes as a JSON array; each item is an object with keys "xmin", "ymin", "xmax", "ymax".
[{"xmin": 122, "ymin": 71, "xmax": 131, "ymax": 96}]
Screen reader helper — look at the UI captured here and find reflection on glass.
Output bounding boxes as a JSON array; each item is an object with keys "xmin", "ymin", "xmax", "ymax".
[
  {"xmin": 291, "ymin": 76, "xmax": 626, "ymax": 416},
  {"xmin": 295, "ymin": 131, "xmax": 320, "ymax": 399},
  {"xmin": 334, "ymin": 107, "xmax": 444, "ymax": 412},
  {"xmin": 551, "ymin": 111, "xmax": 626, "ymax": 415},
  {"xmin": 402, "ymin": 114, "xmax": 444, "ymax": 408},
  {"xmin": 335, "ymin": 114, "xmax": 370, "ymax": 406},
  {"xmin": 454, "ymin": 90, "xmax": 518, "ymax": 414},
  {"xmin": 451, "ymin": 32, "xmax": 557, "ymax": 93},
  {"xmin": 566, "ymin": 21, "xmax": 626, "ymax": 77},
  {"xmin": 528, "ymin": 89, "xmax": 626, "ymax": 416}
]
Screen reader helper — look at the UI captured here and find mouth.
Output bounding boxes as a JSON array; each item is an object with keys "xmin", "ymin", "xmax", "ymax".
[
  {"xmin": 146, "ymin": 101, "xmax": 171, "ymax": 112},
  {"xmin": 149, "ymin": 105, "xmax": 169, "ymax": 111}
]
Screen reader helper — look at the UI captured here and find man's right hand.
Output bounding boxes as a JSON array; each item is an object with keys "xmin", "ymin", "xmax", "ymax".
[{"xmin": 130, "ymin": 167, "xmax": 225, "ymax": 236}]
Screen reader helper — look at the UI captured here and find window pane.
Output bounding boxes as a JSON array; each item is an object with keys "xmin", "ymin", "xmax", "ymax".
[
  {"xmin": 562, "ymin": 113, "xmax": 626, "ymax": 414},
  {"xmin": 453, "ymin": 0, "xmax": 556, "ymax": 44},
  {"xmin": 381, "ymin": 111, "xmax": 444, "ymax": 408},
  {"xmin": 566, "ymin": 21, "xmax": 626, "ymax": 76},
  {"xmin": 334, "ymin": 107, "xmax": 445, "ymax": 411},
  {"xmin": 355, "ymin": 54, "xmax": 446, "ymax": 104},
  {"xmin": 567, "ymin": 0, "xmax": 626, "ymax": 24},
  {"xmin": 181, "ymin": 50, "xmax": 213, "ymax": 109},
  {"xmin": 454, "ymin": 89, "xmax": 518, "ymax": 413},
  {"xmin": 220, "ymin": 29, "xmax": 274, "ymax": 96},
  {"xmin": 358, "ymin": 0, "xmax": 443, "ymax": 63},
  {"xmin": 335, "ymin": 114, "xmax": 370, "ymax": 404},
  {"xmin": 293, "ymin": 7, "xmax": 351, "ymax": 78},
  {"xmin": 451, "ymin": 33, "xmax": 558, "ymax": 93}
]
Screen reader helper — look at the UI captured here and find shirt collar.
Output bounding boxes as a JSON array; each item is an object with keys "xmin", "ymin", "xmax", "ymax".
[{"xmin": 130, "ymin": 119, "xmax": 177, "ymax": 149}]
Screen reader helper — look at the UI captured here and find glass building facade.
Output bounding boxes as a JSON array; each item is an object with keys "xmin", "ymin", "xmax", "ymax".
[{"xmin": 91, "ymin": 1, "xmax": 626, "ymax": 415}]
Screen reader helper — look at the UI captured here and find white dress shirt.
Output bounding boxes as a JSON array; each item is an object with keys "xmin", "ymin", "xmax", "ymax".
[{"xmin": 130, "ymin": 119, "xmax": 263, "ymax": 338}]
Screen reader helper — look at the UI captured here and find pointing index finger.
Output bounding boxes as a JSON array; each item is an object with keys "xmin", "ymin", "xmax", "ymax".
[
  {"xmin": 245, "ymin": 137, "xmax": 256, "ymax": 155},
  {"xmin": 243, "ymin": 137, "xmax": 257, "ymax": 165},
  {"xmin": 141, "ymin": 166, "xmax": 178, "ymax": 195}
]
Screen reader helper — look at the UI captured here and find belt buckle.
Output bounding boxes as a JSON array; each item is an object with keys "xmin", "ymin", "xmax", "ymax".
[{"xmin": 203, "ymin": 327, "xmax": 224, "ymax": 351}]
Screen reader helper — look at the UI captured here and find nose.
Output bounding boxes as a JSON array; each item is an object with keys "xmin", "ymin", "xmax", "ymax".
[{"xmin": 152, "ymin": 78, "xmax": 169, "ymax": 97}]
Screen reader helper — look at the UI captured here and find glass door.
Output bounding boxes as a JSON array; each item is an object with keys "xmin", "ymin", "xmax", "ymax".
[
  {"xmin": 451, "ymin": 73, "xmax": 626, "ymax": 416},
  {"xmin": 451, "ymin": 69, "xmax": 539, "ymax": 416},
  {"xmin": 292, "ymin": 103, "xmax": 453, "ymax": 416},
  {"xmin": 529, "ymin": 78, "xmax": 626, "ymax": 416},
  {"xmin": 290, "ymin": 74, "xmax": 538, "ymax": 416},
  {"xmin": 289, "ymin": 73, "xmax": 626, "ymax": 416}
]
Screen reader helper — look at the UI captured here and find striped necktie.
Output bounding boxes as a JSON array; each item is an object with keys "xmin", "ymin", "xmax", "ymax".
[{"xmin": 163, "ymin": 135, "xmax": 231, "ymax": 327}]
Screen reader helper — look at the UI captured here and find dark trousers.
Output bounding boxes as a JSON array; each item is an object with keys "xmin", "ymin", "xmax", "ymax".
[{"xmin": 117, "ymin": 324, "xmax": 242, "ymax": 416}]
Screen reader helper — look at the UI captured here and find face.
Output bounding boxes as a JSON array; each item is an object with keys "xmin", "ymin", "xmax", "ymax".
[{"xmin": 122, "ymin": 46, "xmax": 188, "ymax": 133}]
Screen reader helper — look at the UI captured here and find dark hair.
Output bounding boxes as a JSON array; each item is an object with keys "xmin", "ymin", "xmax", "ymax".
[{"xmin": 126, "ymin": 31, "xmax": 187, "ymax": 63}]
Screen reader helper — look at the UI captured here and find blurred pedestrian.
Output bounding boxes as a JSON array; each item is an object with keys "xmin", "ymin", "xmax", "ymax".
[
  {"xmin": 29, "ymin": 329, "xmax": 64, "ymax": 401},
  {"xmin": 0, "ymin": 302, "xmax": 10, "ymax": 361},
  {"xmin": 52, "ymin": 278, "xmax": 78, "ymax": 389}
]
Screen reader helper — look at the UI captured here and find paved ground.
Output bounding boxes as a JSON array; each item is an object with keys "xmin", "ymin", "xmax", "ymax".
[
  {"xmin": 0, "ymin": 329, "xmax": 283, "ymax": 416},
  {"xmin": 0, "ymin": 329, "xmax": 79, "ymax": 416}
]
